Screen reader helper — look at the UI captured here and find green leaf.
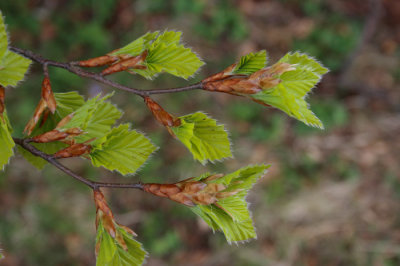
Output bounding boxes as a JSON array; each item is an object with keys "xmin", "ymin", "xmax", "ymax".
[
  {"xmin": 170, "ymin": 112, "xmax": 232, "ymax": 164},
  {"xmin": 90, "ymin": 124, "xmax": 157, "ymax": 176},
  {"xmin": 18, "ymin": 92, "xmax": 85, "ymax": 169},
  {"xmin": 110, "ymin": 31, "xmax": 159, "ymax": 56},
  {"xmin": 54, "ymin": 91, "xmax": 86, "ymax": 118},
  {"xmin": 0, "ymin": 11, "xmax": 8, "ymax": 59},
  {"xmin": 191, "ymin": 165, "xmax": 269, "ymax": 243},
  {"xmin": 59, "ymin": 93, "xmax": 122, "ymax": 143},
  {"xmin": 0, "ymin": 11, "xmax": 31, "ymax": 87},
  {"xmin": 132, "ymin": 31, "xmax": 204, "ymax": 79},
  {"xmin": 96, "ymin": 222, "xmax": 147, "ymax": 266},
  {"xmin": 0, "ymin": 49, "xmax": 31, "ymax": 87},
  {"xmin": 233, "ymin": 50, "xmax": 267, "ymax": 75},
  {"xmin": 251, "ymin": 52, "xmax": 328, "ymax": 128},
  {"xmin": 0, "ymin": 112, "xmax": 15, "ymax": 170}
]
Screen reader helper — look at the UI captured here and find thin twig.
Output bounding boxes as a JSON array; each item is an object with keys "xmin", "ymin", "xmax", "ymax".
[
  {"xmin": 9, "ymin": 46, "xmax": 203, "ymax": 97},
  {"xmin": 13, "ymin": 137, "xmax": 145, "ymax": 191}
]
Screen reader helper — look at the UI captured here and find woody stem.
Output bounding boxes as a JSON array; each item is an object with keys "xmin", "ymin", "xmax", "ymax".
[
  {"xmin": 13, "ymin": 137, "xmax": 145, "ymax": 191},
  {"xmin": 9, "ymin": 46, "xmax": 203, "ymax": 97}
]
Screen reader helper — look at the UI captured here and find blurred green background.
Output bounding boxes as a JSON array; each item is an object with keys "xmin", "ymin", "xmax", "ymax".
[{"xmin": 1, "ymin": 0, "xmax": 400, "ymax": 265}]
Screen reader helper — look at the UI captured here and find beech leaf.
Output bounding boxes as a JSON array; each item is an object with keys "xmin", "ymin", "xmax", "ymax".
[
  {"xmin": 0, "ymin": 111, "xmax": 14, "ymax": 170},
  {"xmin": 96, "ymin": 221, "xmax": 147, "ymax": 266},
  {"xmin": 170, "ymin": 112, "xmax": 232, "ymax": 164},
  {"xmin": 191, "ymin": 165, "xmax": 270, "ymax": 243},
  {"xmin": 90, "ymin": 124, "xmax": 157, "ymax": 176}
]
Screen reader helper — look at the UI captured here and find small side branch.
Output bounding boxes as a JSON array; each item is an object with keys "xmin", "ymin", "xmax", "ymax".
[
  {"xmin": 13, "ymin": 138, "xmax": 144, "ymax": 191},
  {"xmin": 9, "ymin": 46, "xmax": 203, "ymax": 97}
]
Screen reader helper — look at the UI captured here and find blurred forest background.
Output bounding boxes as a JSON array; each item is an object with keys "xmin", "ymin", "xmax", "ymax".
[{"xmin": 0, "ymin": 0, "xmax": 399, "ymax": 265}]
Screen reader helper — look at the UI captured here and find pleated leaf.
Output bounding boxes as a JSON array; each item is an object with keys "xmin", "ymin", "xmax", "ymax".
[
  {"xmin": 58, "ymin": 93, "xmax": 122, "ymax": 143},
  {"xmin": 96, "ymin": 221, "xmax": 147, "ymax": 266},
  {"xmin": 110, "ymin": 31, "xmax": 159, "ymax": 56},
  {"xmin": 132, "ymin": 31, "xmax": 204, "ymax": 79},
  {"xmin": 0, "ymin": 12, "xmax": 31, "ymax": 87},
  {"xmin": 0, "ymin": 11, "xmax": 7, "ymax": 59},
  {"xmin": 190, "ymin": 165, "xmax": 269, "ymax": 243},
  {"xmin": 233, "ymin": 50, "xmax": 267, "ymax": 75},
  {"xmin": 90, "ymin": 124, "xmax": 157, "ymax": 176},
  {"xmin": 170, "ymin": 112, "xmax": 232, "ymax": 164},
  {"xmin": 0, "ymin": 112, "xmax": 14, "ymax": 170},
  {"xmin": 251, "ymin": 52, "xmax": 328, "ymax": 128}
]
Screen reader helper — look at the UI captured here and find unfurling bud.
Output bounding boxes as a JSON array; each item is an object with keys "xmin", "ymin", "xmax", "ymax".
[
  {"xmin": 202, "ymin": 63, "xmax": 296, "ymax": 97},
  {"xmin": 144, "ymin": 97, "xmax": 181, "ymax": 127},
  {"xmin": 93, "ymin": 189, "xmax": 137, "ymax": 254},
  {"xmin": 32, "ymin": 128, "xmax": 83, "ymax": 143},
  {"xmin": 94, "ymin": 190, "xmax": 115, "ymax": 235},
  {"xmin": 53, "ymin": 142, "xmax": 92, "ymax": 159},
  {"xmin": 24, "ymin": 99, "xmax": 48, "ymax": 135},
  {"xmin": 78, "ymin": 55, "xmax": 119, "ymax": 67},
  {"xmin": 24, "ymin": 75, "xmax": 59, "ymax": 135},
  {"xmin": 101, "ymin": 51, "xmax": 148, "ymax": 76},
  {"xmin": 41, "ymin": 76, "xmax": 57, "ymax": 113},
  {"xmin": 143, "ymin": 174, "xmax": 241, "ymax": 207},
  {"xmin": 0, "ymin": 85, "xmax": 5, "ymax": 116}
]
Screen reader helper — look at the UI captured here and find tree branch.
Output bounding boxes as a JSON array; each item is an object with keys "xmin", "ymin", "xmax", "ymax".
[
  {"xmin": 9, "ymin": 46, "xmax": 203, "ymax": 97},
  {"xmin": 13, "ymin": 137, "xmax": 145, "ymax": 191}
]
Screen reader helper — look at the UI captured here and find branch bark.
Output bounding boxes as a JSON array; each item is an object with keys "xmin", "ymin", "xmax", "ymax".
[
  {"xmin": 13, "ymin": 137, "xmax": 145, "ymax": 191},
  {"xmin": 9, "ymin": 46, "xmax": 203, "ymax": 97}
]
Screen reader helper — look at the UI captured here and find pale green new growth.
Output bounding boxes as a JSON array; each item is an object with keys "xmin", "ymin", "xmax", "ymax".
[
  {"xmin": 110, "ymin": 30, "xmax": 204, "ymax": 79},
  {"xmin": 0, "ymin": 11, "xmax": 7, "ymax": 59},
  {"xmin": 134, "ymin": 31, "xmax": 204, "ymax": 79},
  {"xmin": 59, "ymin": 93, "xmax": 122, "ymax": 143},
  {"xmin": 0, "ymin": 12, "xmax": 31, "ymax": 87},
  {"xmin": 96, "ymin": 222, "xmax": 147, "ymax": 266},
  {"xmin": 90, "ymin": 124, "xmax": 157, "ymax": 176},
  {"xmin": 251, "ymin": 52, "xmax": 328, "ymax": 128},
  {"xmin": 18, "ymin": 92, "xmax": 85, "ymax": 169},
  {"xmin": 170, "ymin": 112, "xmax": 232, "ymax": 164},
  {"xmin": 233, "ymin": 50, "xmax": 267, "ymax": 75},
  {"xmin": 110, "ymin": 31, "xmax": 159, "ymax": 56},
  {"xmin": 0, "ymin": 112, "xmax": 14, "ymax": 170},
  {"xmin": 191, "ymin": 165, "xmax": 269, "ymax": 243}
]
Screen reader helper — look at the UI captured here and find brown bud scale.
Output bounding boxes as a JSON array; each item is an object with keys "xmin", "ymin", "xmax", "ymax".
[
  {"xmin": 41, "ymin": 76, "xmax": 57, "ymax": 114},
  {"xmin": 78, "ymin": 55, "xmax": 119, "ymax": 67},
  {"xmin": 53, "ymin": 143, "xmax": 92, "ymax": 159}
]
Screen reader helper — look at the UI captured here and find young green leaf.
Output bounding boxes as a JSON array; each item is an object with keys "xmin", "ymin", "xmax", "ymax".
[
  {"xmin": 58, "ymin": 93, "xmax": 122, "ymax": 143},
  {"xmin": 0, "ymin": 48, "xmax": 31, "ymax": 88},
  {"xmin": 132, "ymin": 31, "xmax": 204, "ymax": 79},
  {"xmin": 96, "ymin": 220, "xmax": 147, "ymax": 266},
  {"xmin": 0, "ymin": 12, "xmax": 31, "ymax": 87},
  {"xmin": 0, "ymin": 112, "xmax": 14, "ymax": 170},
  {"xmin": 18, "ymin": 92, "xmax": 85, "ymax": 169},
  {"xmin": 190, "ymin": 165, "xmax": 269, "ymax": 243},
  {"xmin": 110, "ymin": 31, "xmax": 159, "ymax": 56},
  {"xmin": 90, "ymin": 124, "xmax": 157, "ymax": 176},
  {"xmin": 233, "ymin": 50, "xmax": 267, "ymax": 75},
  {"xmin": 250, "ymin": 52, "xmax": 328, "ymax": 128},
  {"xmin": 170, "ymin": 112, "xmax": 232, "ymax": 164},
  {"xmin": 0, "ymin": 11, "xmax": 7, "ymax": 59}
]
